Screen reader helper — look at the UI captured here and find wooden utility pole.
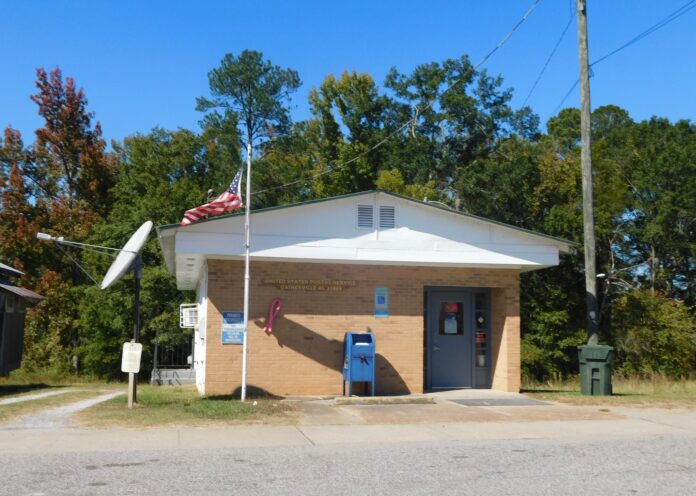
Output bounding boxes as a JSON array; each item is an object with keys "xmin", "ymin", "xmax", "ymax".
[{"xmin": 577, "ymin": 0, "xmax": 599, "ymax": 344}]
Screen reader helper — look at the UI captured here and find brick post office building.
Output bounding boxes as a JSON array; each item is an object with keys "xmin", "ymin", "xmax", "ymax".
[{"xmin": 157, "ymin": 191, "xmax": 573, "ymax": 396}]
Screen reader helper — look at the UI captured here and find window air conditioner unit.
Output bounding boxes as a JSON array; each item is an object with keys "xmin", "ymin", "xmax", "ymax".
[{"xmin": 180, "ymin": 304, "xmax": 199, "ymax": 328}]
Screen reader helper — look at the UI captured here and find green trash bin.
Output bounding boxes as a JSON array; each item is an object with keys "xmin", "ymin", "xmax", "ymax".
[{"xmin": 578, "ymin": 344, "xmax": 613, "ymax": 396}]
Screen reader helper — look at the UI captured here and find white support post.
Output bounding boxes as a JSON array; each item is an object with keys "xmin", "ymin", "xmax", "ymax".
[
  {"xmin": 127, "ymin": 372, "xmax": 135, "ymax": 409},
  {"xmin": 241, "ymin": 141, "xmax": 252, "ymax": 402}
]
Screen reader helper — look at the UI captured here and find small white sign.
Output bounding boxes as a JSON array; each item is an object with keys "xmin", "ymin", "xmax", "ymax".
[
  {"xmin": 121, "ymin": 342, "xmax": 143, "ymax": 373},
  {"xmin": 444, "ymin": 314, "xmax": 458, "ymax": 334}
]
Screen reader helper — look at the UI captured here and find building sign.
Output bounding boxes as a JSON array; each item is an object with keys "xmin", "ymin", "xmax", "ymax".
[
  {"xmin": 121, "ymin": 342, "xmax": 143, "ymax": 373},
  {"xmin": 261, "ymin": 279, "xmax": 358, "ymax": 291},
  {"xmin": 374, "ymin": 287, "xmax": 389, "ymax": 318},
  {"xmin": 221, "ymin": 311, "xmax": 245, "ymax": 345}
]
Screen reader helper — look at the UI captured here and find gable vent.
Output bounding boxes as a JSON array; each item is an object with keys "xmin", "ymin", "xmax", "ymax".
[
  {"xmin": 379, "ymin": 206, "xmax": 395, "ymax": 228},
  {"xmin": 357, "ymin": 204, "xmax": 374, "ymax": 228}
]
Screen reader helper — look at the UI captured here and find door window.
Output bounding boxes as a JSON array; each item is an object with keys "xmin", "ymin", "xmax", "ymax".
[{"xmin": 439, "ymin": 302, "xmax": 463, "ymax": 335}]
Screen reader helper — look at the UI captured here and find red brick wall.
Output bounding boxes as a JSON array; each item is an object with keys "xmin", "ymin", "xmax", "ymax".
[{"xmin": 204, "ymin": 260, "xmax": 520, "ymax": 396}]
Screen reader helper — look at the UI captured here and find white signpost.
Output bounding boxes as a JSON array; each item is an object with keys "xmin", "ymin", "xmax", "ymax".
[{"xmin": 121, "ymin": 341, "xmax": 143, "ymax": 409}]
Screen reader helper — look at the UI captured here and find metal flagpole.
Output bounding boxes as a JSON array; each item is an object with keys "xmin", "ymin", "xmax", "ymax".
[{"xmin": 241, "ymin": 141, "xmax": 252, "ymax": 402}]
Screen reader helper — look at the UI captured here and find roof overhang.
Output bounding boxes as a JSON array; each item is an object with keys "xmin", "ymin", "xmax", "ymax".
[
  {"xmin": 0, "ymin": 282, "xmax": 44, "ymax": 303},
  {"xmin": 0, "ymin": 262, "xmax": 24, "ymax": 278},
  {"xmin": 158, "ymin": 190, "xmax": 577, "ymax": 290}
]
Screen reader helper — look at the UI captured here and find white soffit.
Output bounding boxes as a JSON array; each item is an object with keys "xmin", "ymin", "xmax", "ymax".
[{"xmin": 158, "ymin": 191, "xmax": 574, "ymax": 290}]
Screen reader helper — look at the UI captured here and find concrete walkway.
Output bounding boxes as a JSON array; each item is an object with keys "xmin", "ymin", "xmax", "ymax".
[
  {"xmin": 1, "ymin": 406, "xmax": 695, "ymax": 454},
  {"xmin": 0, "ymin": 388, "xmax": 76, "ymax": 405},
  {"xmin": 0, "ymin": 391, "xmax": 124, "ymax": 430},
  {"xmin": 293, "ymin": 388, "xmax": 622, "ymax": 425},
  {"xmin": 1, "ymin": 389, "xmax": 695, "ymax": 454}
]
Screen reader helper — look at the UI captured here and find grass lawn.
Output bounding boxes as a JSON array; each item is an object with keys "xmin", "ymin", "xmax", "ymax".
[
  {"xmin": 75, "ymin": 385, "xmax": 296, "ymax": 428},
  {"xmin": 523, "ymin": 376, "xmax": 696, "ymax": 408},
  {"xmin": 0, "ymin": 369, "xmax": 115, "ymax": 393}
]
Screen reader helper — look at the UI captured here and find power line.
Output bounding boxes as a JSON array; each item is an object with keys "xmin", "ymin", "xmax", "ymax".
[
  {"xmin": 553, "ymin": 79, "xmax": 579, "ymax": 115},
  {"xmin": 252, "ymin": 0, "xmax": 542, "ymax": 197},
  {"xmin": 592, "ymin": 0, "xmax": 696, "ymax": 67},
  {"xmin": 553, "ymin": 0, "xmax": 696, "ymax": 114},
  {"xmin": 522, "ymin": 10, "xmax": 574, "ymax": 107}
]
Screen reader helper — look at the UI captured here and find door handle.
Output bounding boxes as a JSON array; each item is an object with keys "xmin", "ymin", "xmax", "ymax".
[{"xmin": 433, "ymin": 345, "xmax": 440, "ymax": 352}]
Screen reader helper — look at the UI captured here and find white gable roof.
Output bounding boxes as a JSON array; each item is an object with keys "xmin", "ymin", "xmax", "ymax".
[{"xmin": 157, "ymin": 191, "xmax": 575, "ymax": 290}]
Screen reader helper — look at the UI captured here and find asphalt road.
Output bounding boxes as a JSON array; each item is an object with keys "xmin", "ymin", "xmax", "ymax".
[{"xmin": 2, "ymin": 435, "xmax": 695, "ymax": 495}]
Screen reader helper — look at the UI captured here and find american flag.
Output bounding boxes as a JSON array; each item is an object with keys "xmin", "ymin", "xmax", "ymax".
[{"xmin": 180, "ymin": 167, "xmax": 244, "ymax": 226}]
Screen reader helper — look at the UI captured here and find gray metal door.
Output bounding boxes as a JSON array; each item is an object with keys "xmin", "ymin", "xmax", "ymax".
[{"xmin": 428, "ymin": 290, "xmax": 473, "ymax": 388}]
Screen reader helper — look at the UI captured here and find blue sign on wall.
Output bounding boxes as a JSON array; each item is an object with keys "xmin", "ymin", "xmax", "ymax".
[
  {"xmin": 374, "ymin": 287, "xmax": 389, "ymax": 318},
  {"xmin": 221, "ymin": 311, "xmax": 245, "ymax": 345}
]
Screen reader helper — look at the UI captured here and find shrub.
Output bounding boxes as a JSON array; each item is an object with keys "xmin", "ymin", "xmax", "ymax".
[{"xmin": 612, "ymin": 290, "xmax": 696, "ymax": 378}]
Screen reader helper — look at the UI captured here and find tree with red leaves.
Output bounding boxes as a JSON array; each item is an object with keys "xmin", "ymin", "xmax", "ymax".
[
  {"xmin": 0, "ymin": 128, "xmax": 50, "ymax": 276},
  {"xmin": 0, "ymin": 67, "xmax": 117, "ymax": 372},
  {"xmin": 28, "ymin": 67, "xmax": 116, "ymax": 216},
  {"xmin": 1, "ymin": 68, "xmax": 116, "ymax": 279}
]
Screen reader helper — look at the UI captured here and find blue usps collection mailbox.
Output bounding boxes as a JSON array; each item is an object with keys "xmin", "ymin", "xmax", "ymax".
[{"xmin": 342, "ymin": 332, "xmax": 375, "ymax": 396}]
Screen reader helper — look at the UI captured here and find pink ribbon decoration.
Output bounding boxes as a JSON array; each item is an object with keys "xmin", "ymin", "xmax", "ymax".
[{"xmin": 263, "ymin": 298, "xmax": 283, "ymax": 334}]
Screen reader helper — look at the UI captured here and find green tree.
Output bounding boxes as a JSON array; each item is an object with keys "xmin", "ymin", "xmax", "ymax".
[
  {"xmin": 455, "ymin": 136, "xmax": 541, "ymax": 225},
  {"xmin": 196, "ymin": 50, "xmax": 301, "ymax": 209},
  {"xmin": 78, "ymin": 128, "xmax": 231, "ymax": 377},
  {"xmin": 374, "ymin": 168, "xmax": 437, "ymax": 200},
  {"xmin": 620, "ymin": 118, "xmax": 696, "ymax": 303},
  {"xmin": 308, "ymin": 71, "xmax": 398, "ymax": 196},
  {"xmin": 250, "ymin": 121, "xmax": 324, "ymax": 208},
  {"xmin": 612, "ymin": 291, "xmax": 696, "ymax": 377},
  {"xmin": 519, "ymin": 106, "xmax": 695, "ymax": 379},
  {"xmin": 387, "ymin": 56, "xmax": 539, "ymax": 202}
]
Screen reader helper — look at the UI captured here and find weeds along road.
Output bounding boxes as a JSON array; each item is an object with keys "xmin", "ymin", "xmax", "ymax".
[{"xmin": 1, "ymin": 434, "xmax": 695, "ymax": 495}]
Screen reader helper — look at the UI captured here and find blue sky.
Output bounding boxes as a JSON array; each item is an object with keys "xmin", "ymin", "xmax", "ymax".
[{"xmin": 1, "ymin": 0, "xmax": 694, "ymax": 145}]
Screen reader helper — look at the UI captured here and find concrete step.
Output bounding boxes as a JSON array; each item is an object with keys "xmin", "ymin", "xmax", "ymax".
[{"xmin": 151, "ymin": 368, "xmax": 195, "ymax": 386}]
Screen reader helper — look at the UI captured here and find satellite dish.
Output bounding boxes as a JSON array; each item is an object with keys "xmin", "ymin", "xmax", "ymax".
[
  {"xmin": 37, "ymin": 219, "xmax": 153, "ymax": 406},
  {"xmin": 101, "ymin": 221, "xmax": 153, "ymax": 290}
]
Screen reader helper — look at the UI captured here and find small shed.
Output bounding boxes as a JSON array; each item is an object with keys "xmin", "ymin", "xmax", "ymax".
[
  {"xmin": 0, "ymin": 262, "xmax": 44, "ymax": 375},
  {"xmin": 157, "ymin": 191, "xmax": 574, "ymax": 396}
]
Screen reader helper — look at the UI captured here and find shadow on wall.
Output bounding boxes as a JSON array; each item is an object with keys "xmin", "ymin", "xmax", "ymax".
[{"xmin": 255, "ymin": 315, "xmax": 410, "ymax": 395}]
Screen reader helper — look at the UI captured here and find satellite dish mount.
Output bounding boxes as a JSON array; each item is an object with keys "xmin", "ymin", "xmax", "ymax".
[{"xmin": 37, "ymin": 221, "xmax": 154, "ymax": 408}]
